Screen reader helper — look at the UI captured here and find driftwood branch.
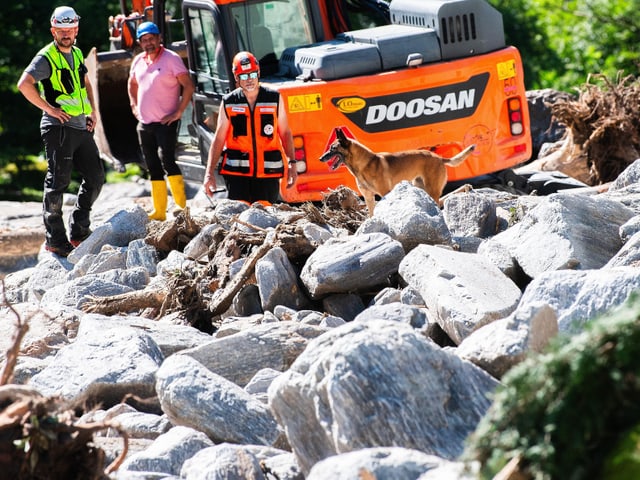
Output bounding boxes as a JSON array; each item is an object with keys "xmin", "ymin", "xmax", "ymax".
[
  {"xmin": 0, "ymin": 382, "xmax": 129, "ymax": 478},
  {"xmin": 145, "ymin": 206, "xmax": 207, "ymax": 252},
  {"xmin": 81, "ymin": 191, "xmax": 368, "ymax": 324},
  {"xmin": 209, "ymin": 228, "xmax": 279, "ymax": 316},
  {"xmin": 207, "ymin": 228, "xmax": 265, "ymax": 291},
  {"xmin": 70, "ymin": 421, "xmax": 130, "ymax": 475},
  {"xmin": 82, "ymin": 289, "xmax": 168, "ymax": 316},
  {"xmin": 520, "ymin": 130, "xmax": 591, "ymax": 185},
  {"xmin": 493, "ymin": 455, "xmax": 530, "ymax": 480}
]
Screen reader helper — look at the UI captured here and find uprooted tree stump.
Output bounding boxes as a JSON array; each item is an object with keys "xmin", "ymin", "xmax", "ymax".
[
  {"xmin": 0, "ymin": 385, "xmax": 128, "ymax": 480},
  {"xmin": 531, "ymin": 73, "xmax": 640, "ymax": 185}
]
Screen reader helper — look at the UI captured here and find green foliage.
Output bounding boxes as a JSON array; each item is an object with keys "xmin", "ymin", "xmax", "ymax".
[
  {"xmin": 105, "ymin": 163, "xmax": 144, "ymax": 183},
  {"xmin": 0, "ymin": 1, "xmax": 120, "ymax": 164},
  {"xmin": 491, "ymin": 0, "xmax": 565, "ymax": 91},
  {"xmin": 602, "ymin": 423, "xmax": 640, "ymax": 479},
  {"xmin": 0, "ymin": 150, "xmax": 47, "ymax": 201},
  {"xmin": 493, "ymin": 0, "xmax": 640, "ymax": 91},
  {"xmin": 464, "ymin": 293, "xmax": 640, "ymax": 480},
  {"xmin": 0, "ymin": 149, "xmax": 136, "ymax": 201}
]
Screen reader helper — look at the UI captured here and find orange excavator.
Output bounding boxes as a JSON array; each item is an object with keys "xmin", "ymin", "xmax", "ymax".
[{"xmin": 89, "ymin": 0, "xmax": 532, "ymax": 202}]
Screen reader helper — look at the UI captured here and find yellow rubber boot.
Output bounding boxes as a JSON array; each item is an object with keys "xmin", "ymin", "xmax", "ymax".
[
  {"xmin": 167, "ymin": 174, "xmax": 187, "ymax": 210},
  {"xmin": 149, "ymin": 180, "xmax": 168, "ymax": 221}
]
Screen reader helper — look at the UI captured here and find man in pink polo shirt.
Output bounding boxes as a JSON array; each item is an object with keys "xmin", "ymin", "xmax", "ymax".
[{"xmin": 128, "ymin": 21, "xmax": 195, "ymax": 221}]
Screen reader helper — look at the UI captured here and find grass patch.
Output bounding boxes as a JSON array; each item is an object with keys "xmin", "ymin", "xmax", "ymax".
[
  {"xmin": 105, "ymin": 163, "xmax": 145, "ymax": 183},
  {"xmin": 0, "ymin": 150, "xmax": 146, "ymax": 201},
  {"xmin": 0, "ymin": 151, "xmax": 47, "ymax": 201}
]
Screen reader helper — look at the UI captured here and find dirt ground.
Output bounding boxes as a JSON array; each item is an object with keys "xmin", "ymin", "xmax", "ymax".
[
  {"xmin": 0, "ymin": 200, "xmax": 49, "ymax": 277},
  {"xmin": 0, "ymin": 182, "xmax": 150, "ymax": 278}
]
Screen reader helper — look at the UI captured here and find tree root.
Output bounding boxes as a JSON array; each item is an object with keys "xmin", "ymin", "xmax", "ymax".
[{"xmin": 549, "ymin": 73, "xmax": 640, "ymax": 184}]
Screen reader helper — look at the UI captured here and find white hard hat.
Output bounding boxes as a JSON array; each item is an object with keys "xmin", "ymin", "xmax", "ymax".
[{"xmin": 51, "ymin": 6, "xmax": 80, "ymax": 28}]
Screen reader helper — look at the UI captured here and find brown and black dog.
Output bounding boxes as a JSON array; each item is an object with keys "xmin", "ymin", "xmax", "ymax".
[{"xmin": 320, "ymin": 127, "xmax": 476, "ymax": 215}]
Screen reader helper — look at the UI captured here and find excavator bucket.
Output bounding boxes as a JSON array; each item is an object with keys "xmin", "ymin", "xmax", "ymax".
[{"xmin": 86, "ymin": 47, "xmax": 142, "ymax": 172}]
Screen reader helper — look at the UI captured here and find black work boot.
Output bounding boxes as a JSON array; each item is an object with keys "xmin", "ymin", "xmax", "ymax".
[{"xmin": 44, "ymin": 240, "xmax": 74, "ymax": 257}]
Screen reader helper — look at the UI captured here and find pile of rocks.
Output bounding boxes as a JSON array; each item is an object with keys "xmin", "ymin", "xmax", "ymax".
[{"xmin": 2, "ymin": 153, "xmax": 640, "ymax": 478}]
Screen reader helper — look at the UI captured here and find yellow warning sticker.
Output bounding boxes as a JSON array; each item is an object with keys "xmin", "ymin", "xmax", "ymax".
[
  {"xmin": 497, "ymin": 60, "xmax": 517, "ymax": 80},
  {"xmin": 288, "ymin": 94, "xmax": 323, "ymax": 113}
]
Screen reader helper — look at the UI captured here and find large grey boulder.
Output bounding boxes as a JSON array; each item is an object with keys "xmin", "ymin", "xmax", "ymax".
[
  {"xmin": 28, "ymin": 326, "xmax": 163, "ymax": 400},
  {"xmin": 359, "ymin": 181, "xmax": 452, "ymax": 251},
  {"xmin": 443, "ymin": 191, "xmax": 498, "ymax": 238},
  {"xmin": 180, "ymin": 321, "xmax": 328, "ymax": 388},
  {"xmin": 300, "ymin": 232, "xmax": 405, "ymax": 299},
  {"xmin": 155, "ymin": 354, "xmax": 282, "ymax": 447},
  {"xmin": 399, "ymin": 245, "xmax": 522, "ymax": 344},
  {"xmin": 268, "ymin": 320, "xmax": 497, "ymax": 475},
  {"xmin": 489, "ymin": 193, "xmax": 635, "ymax": 278},
  {"xmin": 256, "ymin": 247, "xmax": 309, "ymax": 311},
  {"xmin": 306, "ymin": 447, "xmax": 474, "ymax": 480},
  {"xmin": 456, "ymin": 302, "xmax": 558, "ymax": 378},
  {"xmin": 118, "ymin": 426, "xmax": 214, "ymax": 476},
  {"xmin": 514, "ymin": 266, "xmax": 640, "ymax": 334}
]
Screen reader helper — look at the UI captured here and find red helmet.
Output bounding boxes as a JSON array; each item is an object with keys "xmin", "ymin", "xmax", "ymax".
[{"xmin": 232, "ymin": 51, "xmax": 260, "ymax": 77}]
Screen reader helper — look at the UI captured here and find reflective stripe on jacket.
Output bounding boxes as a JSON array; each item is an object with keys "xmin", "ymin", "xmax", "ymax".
[
  {"xmin": 38, "ymin": 43, "xmax": 92, "ymax": 117},
  {"xmin": 219, "ymin": 86, "xmax": 285, "ymax": 178}
]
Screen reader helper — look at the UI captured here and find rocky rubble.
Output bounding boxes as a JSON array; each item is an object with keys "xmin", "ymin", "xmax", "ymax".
[
  {"xmin": 2, "ymin": 153, "xmax": 640, "ymax": 478},
  {"xmin": 0, "ymin": 87, "xmax": 637, "ymax": 478}
]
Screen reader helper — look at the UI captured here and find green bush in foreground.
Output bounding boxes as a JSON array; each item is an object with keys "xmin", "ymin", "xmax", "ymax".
[{"xmin": 464, "ymin": 293, "xmax": 640, "ymax": 479}]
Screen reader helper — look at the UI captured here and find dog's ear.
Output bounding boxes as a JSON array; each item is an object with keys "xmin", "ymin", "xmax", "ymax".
[{"xmin": 336, "ymin": 127, "xmax": 348, "ymax": 146}]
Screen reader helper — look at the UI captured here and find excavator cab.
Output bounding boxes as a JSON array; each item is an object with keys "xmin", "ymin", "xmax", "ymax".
[{"xmin": 176, "ymin": 0, "xmax": 390, "ymax": 184}]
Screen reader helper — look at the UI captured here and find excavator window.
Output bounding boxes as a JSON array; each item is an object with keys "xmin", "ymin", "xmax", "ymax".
[
  {"xmin": 164, "ymin": 0, "xmax": 186, "ymax": 45},
  {"xmin": 186, "ymin": 7, "xmax": 229, "ymax": 95},
  {"xmin": 325, "ymin": 0, "xmax": 390, "ymax": 35},
  {"xmin": 230, "ymin": 0, "xmax": 314, "ymax": 76}
]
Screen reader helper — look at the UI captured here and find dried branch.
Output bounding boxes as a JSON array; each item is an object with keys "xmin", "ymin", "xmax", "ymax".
[
  {"xmin": 0, "ymin": 279, "xmax": 30, "ymax": 386},
  {"xmin": 209, "ymin": 227, "xmax": 279, "ymax": 316},
  {"xmin": 82, "ymin": 288, "xmax": 168, "ymax": 316}
]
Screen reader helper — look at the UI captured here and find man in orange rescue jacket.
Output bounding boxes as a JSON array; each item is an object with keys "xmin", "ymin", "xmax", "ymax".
[{"xmin": 203, "ymin": 51, "xmax": 297, "ymax": 204}]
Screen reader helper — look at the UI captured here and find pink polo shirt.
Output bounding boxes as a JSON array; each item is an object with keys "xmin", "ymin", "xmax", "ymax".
[{"xmin": 130, "ymin": 46, "xmax": 188, "ymax": 124}]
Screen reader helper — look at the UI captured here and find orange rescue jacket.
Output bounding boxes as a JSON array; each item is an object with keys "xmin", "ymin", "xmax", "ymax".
[{"xmin": 219, "ymin": 86, "xmax": 286, "ymax": 178}]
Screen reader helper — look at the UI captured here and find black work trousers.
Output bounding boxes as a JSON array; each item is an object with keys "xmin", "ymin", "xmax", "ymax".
[
  {"xmin": 41, "ymin": 125, "xmax": 105, "ymax": 247},
  {"xmin": 224, "ymin": 175, "xmax": 281, "ymax": 204},
  {"xmin": 136, "ymin": 121, "xmax": 181, "ymax": 181}
]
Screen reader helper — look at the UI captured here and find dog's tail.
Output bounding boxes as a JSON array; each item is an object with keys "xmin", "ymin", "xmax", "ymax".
[{"xmin": 443, "ymin": 144, "xmax": 476, "ymax": 167}]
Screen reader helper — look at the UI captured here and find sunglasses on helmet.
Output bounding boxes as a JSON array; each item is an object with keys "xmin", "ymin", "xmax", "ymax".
[
  {"xmin": 238, "ymin": 72, "xmax": 258, "ymax": 81},
  {"xmin": 52, "ymin": 16, "xmax": 79, "ymax": 26}
]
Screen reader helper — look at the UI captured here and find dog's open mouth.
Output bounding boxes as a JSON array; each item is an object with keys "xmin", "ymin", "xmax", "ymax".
[
  {"xmin": 327, "ymin": 155, "xmax": 343, "ymax": 170},
  {"xmin": 320, "ymin": 152, "xmax": 344, "ymax": 171}
]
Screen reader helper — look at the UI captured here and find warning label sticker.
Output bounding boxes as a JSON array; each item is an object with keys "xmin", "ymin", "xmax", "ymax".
[
  {"xmin": 288, "ymin": 94, "xmax": 323, "ymax": 113},
  {"xmin": 496, "ymin": 60, "xmax": 516, "ymax": 80}
]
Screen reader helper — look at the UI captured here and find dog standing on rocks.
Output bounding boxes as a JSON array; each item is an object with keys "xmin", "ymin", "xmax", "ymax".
[{"xmin": 320, "ymin": 127, "xmax": 475, "ymax": 215}]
